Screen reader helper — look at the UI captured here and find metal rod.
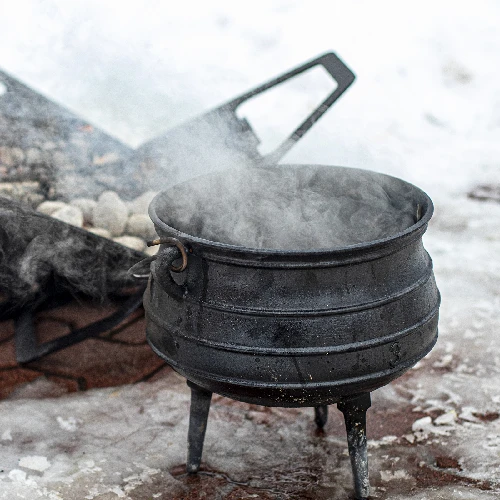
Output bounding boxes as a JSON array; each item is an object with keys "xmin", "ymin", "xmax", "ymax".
[
  {"xmin": 186, "ymin": 381, "xmax": 212, "ymax": 474},
  {"xmin": 15, "ymin": 287, "xmax": 145, "ymax": 363},
  {"xmin": 314, "ymin": 405, "xmax": 328, "ymax": 429},
  {"xmin": 337, "ymin": 393, "xmax": 372, "ymax": 500}
]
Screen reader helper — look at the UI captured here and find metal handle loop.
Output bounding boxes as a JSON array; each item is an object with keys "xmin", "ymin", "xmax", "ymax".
[
  {"xmin": 147, "ymin": 237, "xmax": 188, "ymax": 272},
  {"xmin": 128, "ymin": 255, "xmax": 157, "ymax": 281}
]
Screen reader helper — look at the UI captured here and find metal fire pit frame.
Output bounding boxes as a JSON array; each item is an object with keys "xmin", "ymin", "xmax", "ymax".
[{"xmin": 1, "ymin": 52, "xmax": 355, "ymax": 363}]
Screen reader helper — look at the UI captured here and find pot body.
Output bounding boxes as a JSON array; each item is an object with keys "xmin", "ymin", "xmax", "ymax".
[{"xmin": 144, "ymin": 166, "xmax": 440, "ymax": 407}]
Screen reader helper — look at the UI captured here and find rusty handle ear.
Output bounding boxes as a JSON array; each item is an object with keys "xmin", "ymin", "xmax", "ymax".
[
  {"xmin": 147, "ymin": 237, "xmax": 188, "ymax": 272},
  {"xmin": 129, "ymin": 238, "xmax": 188, "ymax": 281}
]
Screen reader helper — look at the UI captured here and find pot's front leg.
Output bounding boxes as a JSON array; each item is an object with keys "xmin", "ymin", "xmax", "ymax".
[
  {"xmin": 337, "ymin": 393, "xmax": 372, "ymax": 500},
  {"xmin": 186, "ymin": 381, "xmax": 212, "ymax": 474},
  {"xmin": 314, "ymin": 405, "xmax": 328, "ymax": 429}
]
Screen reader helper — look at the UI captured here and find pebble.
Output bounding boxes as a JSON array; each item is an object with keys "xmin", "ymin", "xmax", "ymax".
[
  {"xmin": 128, "ymin": 191, "xmax": 158, "ymax": 215},
  {"xmin": 52, "ymin": 205, "xmax": 84, "ymax": 227},
  {"xmin": 93, "ymin": 191, "xmax": 128, "ymax": 236},
  {"xmin": 145, "ymin": 245, "xmax": 159, "ymax": 256},
  {"xmin": 36, "ymin": 200, "xmax": 68, "ymax": 215},
  {"xmin": 112, "ymin": 236, "xmax": 146, "ymax": 252},
  {"xmin": 87, "ymin": 227, "xmax": 112, "ymax": 239},
  {"xmin": 52, "ymin": 151, "xmax": 69, "ymax": 169},
  {"xmin": 125, "ymin": 213, "xmax": 157, "ymax": 240},
  {"xmin": 25, "ymin": 148, "xmax": 44, "ymax": 164},
  {"xmin": 0, "ymin": 146, "xmax": 24, "ymax": 167},
  {"xmin": 70, "ymin": 198, "xmax": 96, "ymax": 225}
]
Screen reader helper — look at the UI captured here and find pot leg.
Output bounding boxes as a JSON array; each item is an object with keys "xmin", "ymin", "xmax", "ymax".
[
  {"xmin": 314, "ymin": 405, "xmax": 328, "ymax": 429},
  {"xmin": 337, "ymin": 393, "xmax": 372, "ymax": 500},
  {"xmin": 186, "ymin": 381, "xmax": 212, "ymax": 474}
]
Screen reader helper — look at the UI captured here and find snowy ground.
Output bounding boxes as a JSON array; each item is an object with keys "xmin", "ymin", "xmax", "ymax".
[
  {"xmin": 1, "ymin": 195, "xmax": 500, "ymax": 499},
  {"xmin": 1, "ymin": 1, "xmax": 500, "ymax": 498}
]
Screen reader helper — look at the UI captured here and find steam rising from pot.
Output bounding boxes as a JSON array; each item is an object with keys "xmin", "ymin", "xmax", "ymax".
[{"xmin": 152, "ymin": 165, "xmax": 420, "ymax": 250}]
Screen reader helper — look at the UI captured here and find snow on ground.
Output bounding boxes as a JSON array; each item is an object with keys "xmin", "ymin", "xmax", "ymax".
[{"xmin": 0, "ymin": 1, "xmax": 500, "ymax": 498}]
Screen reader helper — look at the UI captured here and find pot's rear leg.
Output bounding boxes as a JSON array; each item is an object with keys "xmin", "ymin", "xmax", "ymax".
[
  {"xmin": 186, "ymin": 381, "xmax": 212, "ymax": 474},
  {"xmin": 337, "ymin": 393, "xmax": 372, "ymax": 500},
  {"xmin": 314, "ymin": 405, "xmax": 328, "ymax": 429}
]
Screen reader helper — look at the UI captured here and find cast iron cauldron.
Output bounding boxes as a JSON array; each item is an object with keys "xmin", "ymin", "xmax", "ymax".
[{"xmin": 138, "ymin": 164, "xmax": 440, "ymax": 499}]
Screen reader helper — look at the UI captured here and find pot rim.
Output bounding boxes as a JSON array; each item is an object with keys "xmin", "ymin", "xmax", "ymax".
[{"xmin": 149, "ymin": 164, "xmax": 434, "ymax": 257}]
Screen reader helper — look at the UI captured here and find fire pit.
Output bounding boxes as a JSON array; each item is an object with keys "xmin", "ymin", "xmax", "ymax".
[{"xmin": 135, "ymin": 164, "xmax": 440, "ymax": 499}]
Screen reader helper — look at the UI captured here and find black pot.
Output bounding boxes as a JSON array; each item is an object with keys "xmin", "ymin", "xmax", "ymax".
[{"xmin": 143, "ymin": 164, "xmax": 440, "ymax": 407}]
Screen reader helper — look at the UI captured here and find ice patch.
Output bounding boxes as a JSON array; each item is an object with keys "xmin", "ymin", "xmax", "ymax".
[
  {"xmin": 1, "ymin": 429, "xmax": 12, "ymax": 441},
  {"xmin": 459, "ymin": 406, "xmax": 482, "ymax": 423},
  {"xmin": 123, "ymin": 466, "xmax": 161, "ymax": 493},
  {"xmin": 412, "ymin": 416, "xmax": 455, "ymax": 441},
  {"xmin": 368, "ymin": 435, "xmax": 399, "ymax": 449},
  {"xmin": 435, "ymin": 410, "xmax": 458, "ymax": 426},
  {"xmin": 380, "ymin": 469, "xmax": 411, "ymax": 482},
  {"xmin": 110, "ymin": 486, "xmax": 126, "ymax": 497},
  {"xmin": 7, "ymin": 468, "xmax": 38, "ymax": 487},
  {"xmin": 78, "ymin": 459, "xmax": 102, "ymax": 474},
  {"xmin": 56, "ymin": 415, "xmax": 80, "ymax": 431},
  {"xmin": 433, "ymin": 353, "xmax": 453, "ymax": 368},
  {"xmin": 19, "ymin": 455, "xmax": 51, "ymax": 473},
  {"xmin": 8, "ymin": 469, "xmax": 27, "ymax": 482}
]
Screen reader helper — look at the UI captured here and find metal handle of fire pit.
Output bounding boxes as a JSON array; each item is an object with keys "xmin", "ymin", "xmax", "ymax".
[{"xmin": 226, "ymin": 52, "xmax": 355, "ymax": 165}]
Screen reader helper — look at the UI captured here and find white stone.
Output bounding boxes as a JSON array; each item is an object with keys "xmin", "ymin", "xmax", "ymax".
[
  {"xmin": 125, "ymin": 213, "xmax": 156, "ymax": 240},
  {"xmin": 113, "ymin": 236, "xmax": 146, "ymax": 252},
  {"xmin": 87, "ymin": 227, "xmax": 112, "ymax": 239},
  {"xmin": 37, "ymin": 200, "xmax": 68, "ymax": 216},
  {"xmin": 128, "ymin": 191, "xmax": 158, "ymax": 215},
  {"xmin": 70, "ymin": 198, "xmax": 97, "ymax": 224},
  {"xmin": 93, "ymin": 191, "xmax": 129, "ymax": 236},
  {"xmin": 145, "ymin": 245, "xmax": 159, "ymax": 257},
  {"xmin": 52, "ymin": 205, "xmax": 84, "ymax": 227}
]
